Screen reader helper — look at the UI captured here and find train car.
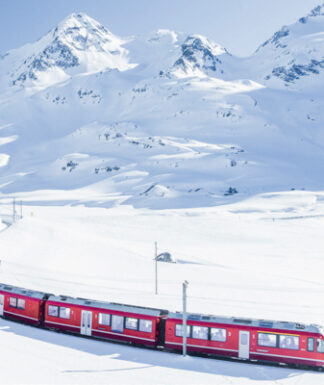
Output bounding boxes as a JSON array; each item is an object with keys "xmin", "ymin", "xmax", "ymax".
[
  {"xmin": 44, "ymin": 294, "xmax": 167, "ymax": 347},
  {"xmin": 1, "ymin": 279, "xmax": 324, "ymax": 370},
  {"xmin": 164, "ymin": 312, "xmax": 324, "ymax": 369},
  {"xmin": 0, "ymin": 283, "xmax": 49, "ymax": 326}
]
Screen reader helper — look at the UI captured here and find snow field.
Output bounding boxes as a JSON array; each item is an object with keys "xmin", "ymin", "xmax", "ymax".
[{"xmin": 1, "ymin": 191, "xmax": 324, "ymax": 383}]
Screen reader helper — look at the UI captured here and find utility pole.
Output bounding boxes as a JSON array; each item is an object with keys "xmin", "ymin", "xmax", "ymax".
[
  {"xmin": 12, "ymin": 198, "xmax": 15, "ymax": 224},
  {"xmin": 20, "ymin": 201, "xmax": 23, "ymax": 219},
  {"xmin": 183, "ymin": 280, "xmax": 189, "ymax": 357},
  {"xmin": 155, "ymin": 241, "xmax": 158, "ymax": 295}
]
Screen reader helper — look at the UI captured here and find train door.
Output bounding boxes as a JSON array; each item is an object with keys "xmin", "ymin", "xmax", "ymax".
[
  {"xmin": 157, "ymin": 318, "xmax": 166, "ymax": 347},
  {"xmin": 81, "ymin": 310, "xmax": 92, "ymax": 336},
  {"xmin": 239, "ymin": 330, "xmax": 250, "ymax": 359},
  {"xmin": 0, "ymin": 294, "xmax": 4, "ymax": 316}
]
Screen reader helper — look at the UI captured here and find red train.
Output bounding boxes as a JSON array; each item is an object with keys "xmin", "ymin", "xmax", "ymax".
[
  {"xmin": 0, "ymin": 283, "xmax": 48, "ymax": 326},
  {"xmin": 165, "ymin": 312, "xmax": 324, "ymax": 368},
  {"xmin": 1, "ymin": 282, "xmax": 324, "ymax": 370},
  {"xmin": 44, "ymin": 294, "xmax": 167, "ymax": 347}
]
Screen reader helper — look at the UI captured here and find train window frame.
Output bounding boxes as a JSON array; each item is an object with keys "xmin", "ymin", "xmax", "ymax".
[
  {"xmin": 307, "ymin": 337, "xmax": 315, "ymax": 352},
  {"xmin": 175, "ymin": 324, "xmax": 191, "ymax": 338},
  {"xmin": 317, "ymin": 339, "xmax": 324, "ymax": 353},
  {"xmin": 111, "ymin": 315, "xmax": 124, "ymax": 333},
  {"xmin": 48, "ymin": 305, "xmax": 59, "ymax": 317},
  {"xmin": 257, "ymin": 332, "xmax": 277, "ymax": 348},
  {"xmin": 125, "ymin": 317, "xmax": 139, "ymax": 331},
  {"xmin": 98, "ymin": 312, "xmax": 110, "ymax": 326},
  {"xmin": 59, "ymin": 307, "xmax": 71, "ymax": 320},
  {"xmin": 9, "ymin": 297, "xmax": 17, "ymax": 308},
  {"xmin": 279, "ymin": 335, "xmax": 299, "ymax": 350},
  {"xmin": 139, "ymin": 319, "xmax": 153, "ymax": 333},
  {"xmin": 210, "ymin": 327, "xmax": 227, "ymax": 342},
  {"xmin": 192, "ymin": 325, "xmax": 208, "ymax": 340},
  {"xmin": 17, "ymin": 298, "xmax": 25, "ymax": 310}
]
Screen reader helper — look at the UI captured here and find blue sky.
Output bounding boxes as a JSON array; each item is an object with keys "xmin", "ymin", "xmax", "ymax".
[{"xmin": 0, "ymin": 0, "xmax": 322, "ymax": 56}]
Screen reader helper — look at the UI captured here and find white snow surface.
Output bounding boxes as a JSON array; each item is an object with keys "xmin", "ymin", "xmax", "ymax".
[
  {"xmin": 0, "ymin": 191, "xmax": 324, "ymax": 384},
  {"xmin": 1, "ymin": 7, "xmax": 324, "ymax": 208}
]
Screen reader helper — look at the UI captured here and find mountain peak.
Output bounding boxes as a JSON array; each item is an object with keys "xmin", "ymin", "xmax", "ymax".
[
  {"xmin": 63, "ymin": 12, "xmax": 93, "ymax": 22},
  {"xmin": 172, "ymin": 34, "xmax": 230, "ymax": 77},
  {"xmin": 257, "ymin": 3, "xmax": 324, "ymax": 53},
  {"xmin": 251, "ymin": 3, "xmax": 324, "ymax": 86},
  {"xmin": 299, "ymin": 3, "xmax": 324, "ymax": 23},
  {"xmin": 55, "ymin": 12, "xmax": 112, "ymax": 38},
  {"xmin": 60, "ymin": 12, "xmax": 94, "ymax": 24},
  {"xmin": 4, "ymin": 12, "xmax": 136, "ymax": 90}
]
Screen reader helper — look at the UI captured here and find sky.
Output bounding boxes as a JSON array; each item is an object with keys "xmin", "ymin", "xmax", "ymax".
[{"xmin": 0, "ymin": 0, "xmax": 322, "ymax": 57}]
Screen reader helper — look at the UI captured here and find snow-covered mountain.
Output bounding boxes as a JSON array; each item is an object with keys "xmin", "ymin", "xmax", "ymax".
[
  {"xmin": 0, "ymin": 7, "xmax": 324, "ymax": 209},
  {"xmin": 0, "ymin": 13, "xmax": 136, "ymax": 91},
  {"xmin": 249, "ymin": 4, "xmax": 324, "ymax": 87},
  {"xmin": 171, "ymin": 34, "xmax": 231, "ymax": 78}
]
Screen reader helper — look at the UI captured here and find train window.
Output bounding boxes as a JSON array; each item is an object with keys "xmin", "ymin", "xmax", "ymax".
[
  {"xmin": 0, "ymin": 296, "xmax": 3, "ymax": 305},
  {"xmin": 257, "ymin": 333, "xmax": 277, "ymax": 347},
  {"xmin": 139, "ymin": 319, "xmax": 153, "ymax": 333},
  {"xmin": 111, "ymin": 315, "xmax": 124, "ymax": 333},
  {"xmin": 59, "ymin": 307, "xmax": 71, "ymax": 319},
  {"xmin": 48, "ymin": 305, "xmax": 59, "ymax": 317},
  {"xmin": 9, "ymin": 297, "xmax": 17, "ymax": 308},
  {"xmin": 17, "ymin": 299, "xmax": 25, "ymax": 310},
  {"xmin": 192, "ymin": 326, "xmax": 208, "ymax": 340},
  {"xmin": 175, "ymin": 324, "xmax": 190, "ymax": 338},
  {"xmin": 317, "ymin": 339, "xmax": 324, "ymax": 353},
  {"xmin": 210, "ymin": 328, "xmax": 226, "ymax": 342},
  {"xmin": 307, "ymin": 338, "xmax": 315, "ymax": 352},
  {"xmin": 241, "ymin": 333, "xmax": 248, "ymax": 345},
  {"xmin": 279, "ymin": 335, "xmax": 299, "ymax": 350},
  {"xmin": 125, "ymin": 317, "xmax": 138, "ymax": 330},
  {"xmin": 98, "ymin": 313, "xmax": 110, "ymax": 326}
]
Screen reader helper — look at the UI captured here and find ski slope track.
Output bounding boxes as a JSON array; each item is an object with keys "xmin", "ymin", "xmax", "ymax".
[{"xmin": 0, "ymin": 8, "xmax": 324, "ymax": 208}]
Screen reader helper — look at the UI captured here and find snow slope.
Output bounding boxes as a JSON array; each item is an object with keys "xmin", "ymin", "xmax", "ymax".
[
  {"xmin": 250, "ymin": 4, "xmax": 324, "ymax": 87},
  {"xmin": 0, "ymin": 7, "xmax": 324, "ymax": 208},
  {"xmin": 1, "ymin": 191, "xmax": 324, "ymax": 383}
]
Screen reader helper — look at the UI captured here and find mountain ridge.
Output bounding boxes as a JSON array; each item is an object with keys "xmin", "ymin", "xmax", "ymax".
[{"xmin": 0, "ymin": 6, "xmax": 324, "ymax": 209}]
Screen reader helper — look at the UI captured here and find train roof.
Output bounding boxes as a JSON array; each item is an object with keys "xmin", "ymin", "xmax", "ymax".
[
  {"xmin": 168, "ymin": 312, "xmax": 323, "ymax": 334},
  {"xmin": 48, "ymin": 294, "xmax": 168, "ymax": 317},
  {"xmin": 0, "ymin": 282, "xmax": 48, "ymax": 300}
]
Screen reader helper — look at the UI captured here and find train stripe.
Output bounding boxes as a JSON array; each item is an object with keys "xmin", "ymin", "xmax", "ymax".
[
  {"xmin": 166, "ymin": 341, "xmax": 238, "ymax": 352},
  {"xmin": 4, "ymin": 311, "xmax": 39, "ymax": 321},
  {"xmin": 252, "ymin": 351, "xmax": 324, "ymax": 363},
  {"xmin": 45, "ymin": 320, "xmax": 80, "ymax": 329}
]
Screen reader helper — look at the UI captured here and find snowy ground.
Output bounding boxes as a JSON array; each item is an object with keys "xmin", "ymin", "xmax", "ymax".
[
  {"xmin": 1, "ymin": 190, "xmax": 324, "ymax": 384},
  {"xmin": 1, "ymin": 317, "xmax": 323, "ymax": 385}
]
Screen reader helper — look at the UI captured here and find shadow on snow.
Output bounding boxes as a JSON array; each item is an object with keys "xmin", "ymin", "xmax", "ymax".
[{"xmin": 0, "ymin": 318, "xmax": 313, "ymax": 381}]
